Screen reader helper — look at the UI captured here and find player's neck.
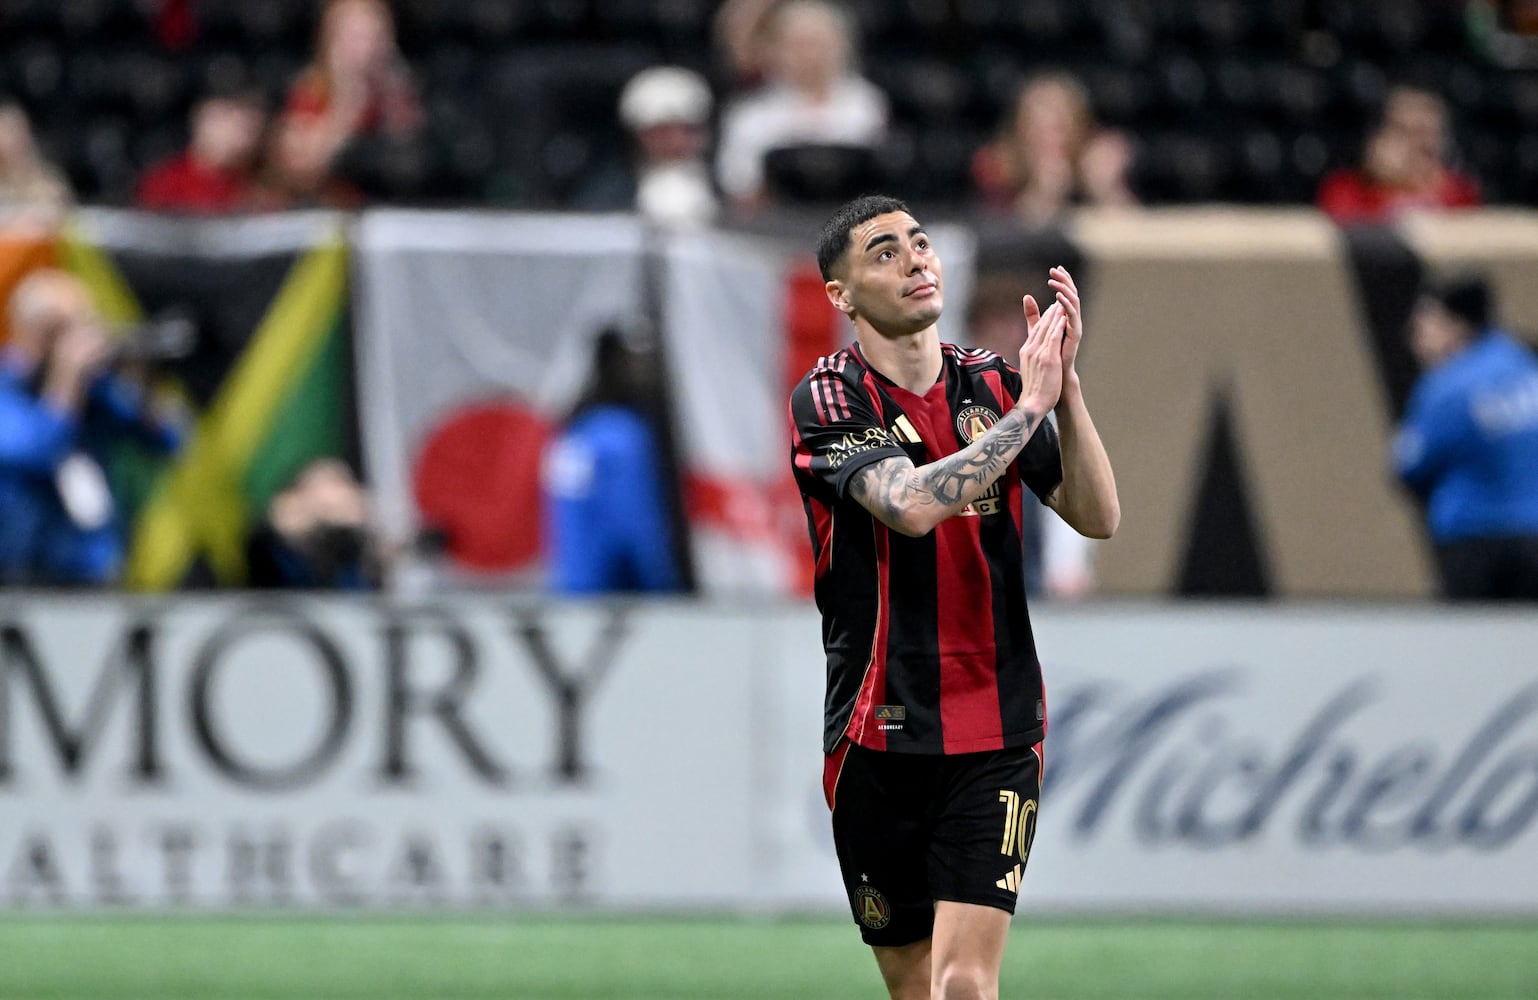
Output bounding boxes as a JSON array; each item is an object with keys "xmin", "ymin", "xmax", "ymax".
[{"xmin": 855, "ymin": 323, "xmax": 941, "ymax": 394}]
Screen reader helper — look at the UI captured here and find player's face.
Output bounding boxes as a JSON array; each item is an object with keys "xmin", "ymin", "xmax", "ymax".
[{"xmin": 829, "ymin": 211, "xmax": 944, "ymax": 336}]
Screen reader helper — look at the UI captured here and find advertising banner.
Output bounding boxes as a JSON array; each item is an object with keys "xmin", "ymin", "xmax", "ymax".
[
  {"xmin": 771, "ymin": 606, "xmax": 1538, "ymax": 915},
  {"xmin": 0, "ymin": 597, "xmax": 770, "ymax": 909},
  {"xmin": 2, "ymin": 598, "xmax": 1534, "ymax": 915}
]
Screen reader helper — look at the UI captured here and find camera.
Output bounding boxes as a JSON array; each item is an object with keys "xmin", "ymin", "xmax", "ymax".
[{"xmin": 107, "ymin": 309, "xmax": 198, "ymax": 364}]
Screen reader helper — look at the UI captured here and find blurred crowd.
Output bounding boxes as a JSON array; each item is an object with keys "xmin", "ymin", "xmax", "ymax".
[
  {"xmin": 2, "ymin": 0, "xmax": 1534, "ymax": 230},
  {"xmin": 3, "ymin": 0, "xmax": 1537, "ymax": 600}
]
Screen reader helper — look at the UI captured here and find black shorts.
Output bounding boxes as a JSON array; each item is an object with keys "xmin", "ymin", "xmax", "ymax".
[{"xmin": 823, "ymin": 739, "xmax": 1044, "ymax": 947}]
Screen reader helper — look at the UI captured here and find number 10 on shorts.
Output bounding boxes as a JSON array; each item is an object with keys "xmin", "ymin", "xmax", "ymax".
[{"xmin": 998, "ymin": 790, "xmax": 1038, "ymax": 861}]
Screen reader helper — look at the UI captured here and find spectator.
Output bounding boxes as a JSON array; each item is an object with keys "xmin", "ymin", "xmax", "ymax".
[
  {"xmin": 247, "ymin": 458, "xmax": 383, "ymax": 589},
  {"xmin": 1317, "ymin": 85, "xmax": 1480, "ymax": 224},
  {"xmin": 574, "ymin": 66, "xmax": 719, "ymax": 229},
  {"xmin": 135, "ymin": 90, "xmax": 267, "ymax": 215},
  {"xmin": 1394, "ymin": 276, "xmax": 1538, "ymax": 600},
  {"xmin": 715, "ymin": 0, "xmax": 888, "ymax": 211},
  {"xmin": 276, "ymin": 0, "xmax": 424, "ymax": 201},
  {"xmin": 540, "ymin": 329, "xmax": 684, "ymax": 595},
  {"xmin": 0, "ymin": 98, "xmax": 71, "ymax": 233},
  {"xmin": 713, "ymin": 0, "xmax": 779, "ymax": 88},
  {"xmin": 972, "ymin": 72, "xmax": 1137, "ymax": 225},
  {"xmin": 0, "ymin": 270, "xmax": 182, "ymax": 586},
  {"xmin": 248, "ymin": 114, "xmax": 366, "ymax": 210}
]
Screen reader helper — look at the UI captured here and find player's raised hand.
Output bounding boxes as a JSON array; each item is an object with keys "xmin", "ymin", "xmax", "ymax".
[
  {"xmin": 1047, "ymin": 265, "xmax": 1083, "ymax": 379},
  {"xmin": 1017, "ymin": 297, "xmax": 1065, "ymax": 416}
]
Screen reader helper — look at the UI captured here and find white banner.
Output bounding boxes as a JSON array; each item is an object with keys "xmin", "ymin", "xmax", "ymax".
[
  {"xmin": 0, "ymin": 597, "xmax": 783, "ymax": 909},
  {"xmin": 3, "ymin": 598, "xmax": 1534, "ymax": 915},
  {"xmin": 772, "ymin": 605, "xmax": 1538, "ymax": 916}
]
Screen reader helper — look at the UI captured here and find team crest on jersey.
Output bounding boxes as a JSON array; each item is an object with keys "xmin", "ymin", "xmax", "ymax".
[
  {"xmin": 955, "ymin": 405, "xmax": 999, "ymax": 443},
  {"xmin": 854, "ymin": 885, "xmax": 892, "ymax": 929}
]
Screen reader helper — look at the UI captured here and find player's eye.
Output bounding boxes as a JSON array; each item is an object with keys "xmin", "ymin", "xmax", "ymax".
[
  {"xmin": 915, "ymin": 237, "xmax": 931, "ymax": 251},
  {"xmin": 878, "ymin": 249, "xmax": 895, "ymax": 261}
]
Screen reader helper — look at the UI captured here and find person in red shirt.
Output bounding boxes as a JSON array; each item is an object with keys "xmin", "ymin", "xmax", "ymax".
[
  {"xmin": 277, "ymin": 0, "xmax": 423, "ymax": 198},
  {"xmin": 1317, "ymin": 85, "xmax": 1481, "ymax": 224},
  {"xmin": 136, "ymin": 91, "xmax": 266, "ymax": 214}
]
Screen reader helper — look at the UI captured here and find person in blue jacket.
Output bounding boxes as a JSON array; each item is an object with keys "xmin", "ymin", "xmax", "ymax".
[
  {"xmin": 541, "ymin": 327, "xmax": 685, "ymax": 594},
  {"xmin": 0, "ymin": 270, "xmax": 182, "ymax": 586},
  {"xmin": 1394, "ymin": 275, "xmax": 1538, "ymax": 599}
]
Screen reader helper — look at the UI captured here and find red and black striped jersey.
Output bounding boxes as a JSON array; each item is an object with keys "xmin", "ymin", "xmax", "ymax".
[{"xmin": 789, "ymin": 342, "xmax": 1062, "ymax": 755}]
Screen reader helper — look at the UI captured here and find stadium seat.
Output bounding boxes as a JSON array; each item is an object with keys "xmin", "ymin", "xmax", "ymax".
[
  {"xmin": 763, "ymin": 144, "xmax": 889, "ymax": 205},
  {"xmin": 1080, "ymin": 63, "xmax": 1150, "ymax": 127},
  {"xmin": 79, "ymin": 115, "xmax": 136, "ymax": 201},
  {"xmin": 1088, "ymin": 0, "xmax": 1156, "ymax": 63},
  {"xmin": 869, "ymin": 59, "xmax": 974, "ymax": 129},
  {"xmin": 905, "ymin": 125, "xmax": 986, "ymax": 203},
  {"xmin": 250, "ymin": 51, "xmax": 303, "ymax": 103},
  {"xmin": 1135, "ymin": 131, "xmax": 1232, "ymax": 204},
  {"xmin": 524, "ymin": 0, "xmax": 595, "ymax": 41},
  {"xmin": 10, "ymin": 40, "xmax": 65, "ymax": 105},
  {"xmin": 1233, "ymin": 128, "xmax": 1288, "ymax": 203},
  {"xmin": 191, "ymin": 49, "xmax": 257, "ymax": 97},
  {"xmin": 464, "ymin": 0, "xmax": 531, "ymax": 49}
]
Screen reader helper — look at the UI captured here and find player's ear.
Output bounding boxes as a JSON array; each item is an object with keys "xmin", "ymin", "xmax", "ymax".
[{"xmin": 825, "ymin": 278, "xmax": 854, "ymax": 316}]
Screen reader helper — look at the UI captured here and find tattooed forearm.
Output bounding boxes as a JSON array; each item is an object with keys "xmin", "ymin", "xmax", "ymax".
[
  {"xmin": 923, "ymin": 408, "xmax": 1030, "ymax": 504},
  {"xmin": 849, "ymin": 407, "xmax": 1038, "ymax": 536}
]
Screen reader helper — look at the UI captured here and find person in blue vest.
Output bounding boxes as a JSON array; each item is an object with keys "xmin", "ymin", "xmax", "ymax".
[
  {"xmin": 541, "ymin": 327, "xmax": 686, "ymax": 594},
  {"xmin": 1394, "ymin": 275, "xmax": 1538, "ymax": 600},
  {"xmin": 0, "ymin": 270, "xmax": 183, "ymax": 586}
]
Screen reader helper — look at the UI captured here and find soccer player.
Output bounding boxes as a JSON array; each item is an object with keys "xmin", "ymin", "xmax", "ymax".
[{"xmin": 789, "ymin": 194, "xmax": 1118, "ymax": 999}]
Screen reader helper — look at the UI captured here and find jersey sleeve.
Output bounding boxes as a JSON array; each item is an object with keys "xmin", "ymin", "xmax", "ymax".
[
  {"xmin": 994, "ymin": 357, "xmax": 1064, "ymax": 504},
  {"xmin": 1019, "ymin": 413, "xmax": 1063, "ymax": 504},
  {"xmin": 790, "ymin": 367, "xmax": 908, "ymax": 498}
]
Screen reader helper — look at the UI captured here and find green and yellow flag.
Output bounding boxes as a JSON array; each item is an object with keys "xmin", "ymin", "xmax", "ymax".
[{"xmin": 63, "ymin": 210, "xmax": 354, "ymax": 589}]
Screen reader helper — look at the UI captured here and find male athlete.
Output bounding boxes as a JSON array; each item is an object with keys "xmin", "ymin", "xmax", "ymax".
[{"xmin": 789, "ymin": 195, "xmax": 1118, "ymax": 1000}]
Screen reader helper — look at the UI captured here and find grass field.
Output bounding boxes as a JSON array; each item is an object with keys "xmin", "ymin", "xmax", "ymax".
[{"xmin": 3, "ymin": 916, "xmax": 1536, "ymax": 999}]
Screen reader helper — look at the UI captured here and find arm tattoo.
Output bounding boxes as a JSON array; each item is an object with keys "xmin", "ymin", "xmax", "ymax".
[{"xmin": 850, "ymin": 408, "xmax": 1037, "ymax": 525}]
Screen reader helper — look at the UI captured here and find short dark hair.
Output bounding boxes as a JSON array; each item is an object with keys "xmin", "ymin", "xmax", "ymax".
[
  {"xmin": 815, "ymin": 194, "xmax": 912, "ymax": 280},
  {"xmin": 1427, "ymin": 274, "xmax": 1493, "ymax": 332}
]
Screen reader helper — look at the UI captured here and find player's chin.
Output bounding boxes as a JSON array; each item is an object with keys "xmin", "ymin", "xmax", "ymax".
[{"xmin": 906, "ymin": 295, "xmax": 944, "ymax": 325}]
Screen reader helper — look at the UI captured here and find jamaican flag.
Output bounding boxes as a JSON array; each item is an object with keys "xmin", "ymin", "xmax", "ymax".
[{"xmin": 64, "ymin": 209, "xmax": 356, "ymax": 589}]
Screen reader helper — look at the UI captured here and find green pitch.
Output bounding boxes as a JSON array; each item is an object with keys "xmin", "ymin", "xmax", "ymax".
[{"xmin": 3, "ymin": 916, "xmax": 1536, "ymax": 999}]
